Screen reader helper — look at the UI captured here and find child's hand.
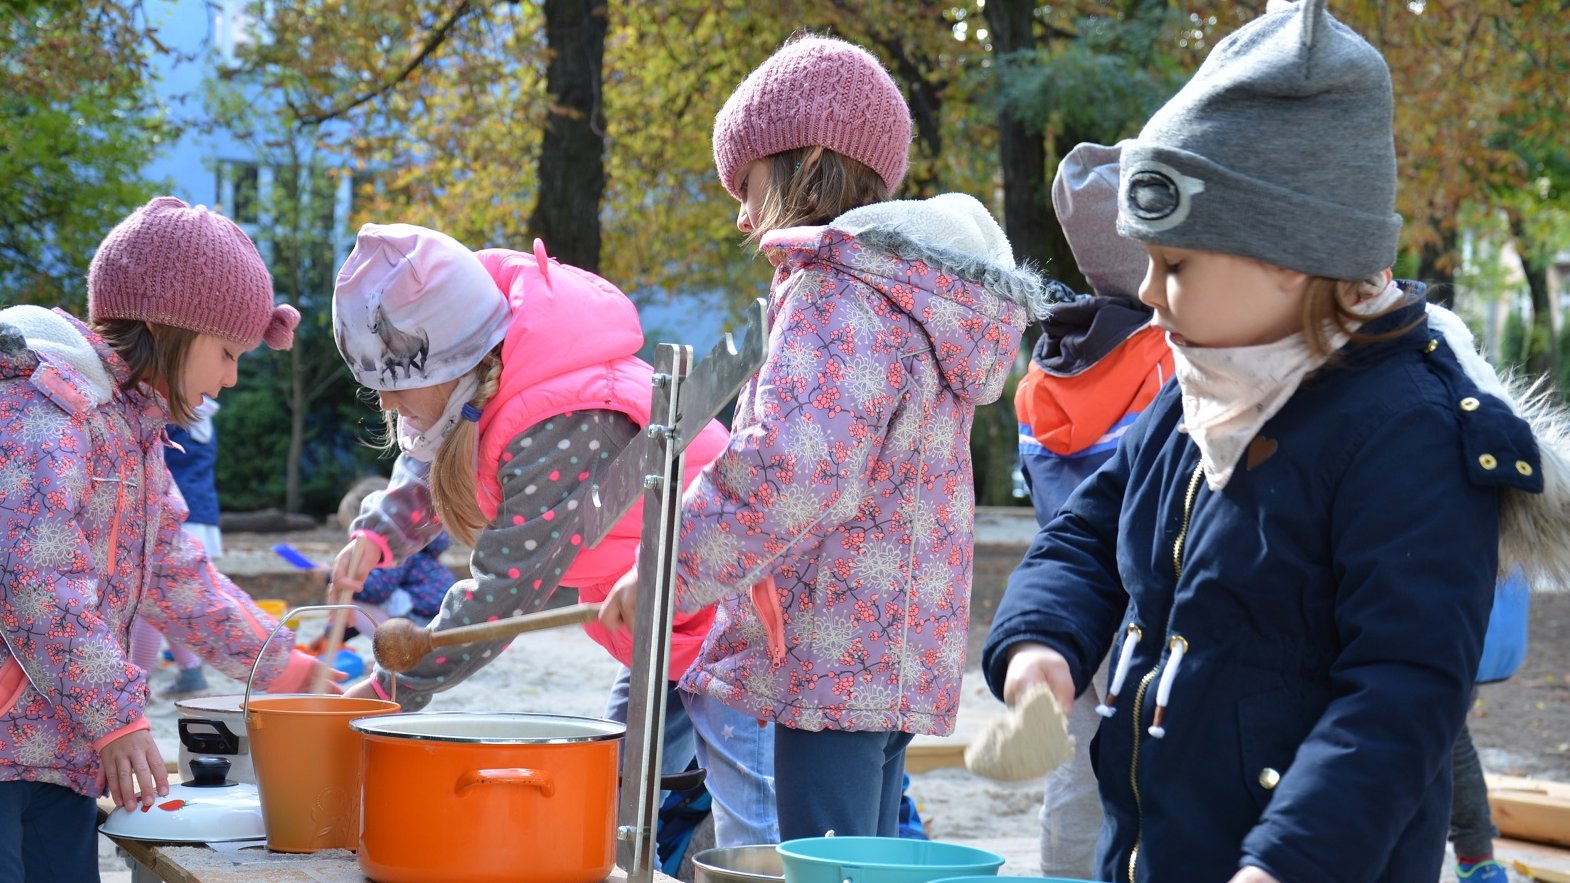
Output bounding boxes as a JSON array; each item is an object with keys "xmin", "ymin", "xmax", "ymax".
[
  {"xmin": 341, "ymin": 677, "xmax": 394, "ymax": 703},
  {"xmin": 331, "ymin": 535, "xmax": 377, "ymax": 595},
  {"xmin": 1228, "ymin": 866, "xmax": 1282, "ymax": 883},
  {"xmin": 598, "ymin": 568, "xmax": 639, "ymax": 633},
  {"xmin": 307, "ymin": 659, "xmax": 351, "ymax": 695},
  {"xmin": 99, "ymin": 729, "xmax": 169, "ymax": 811},
  {"xmin": 1003, "ymin": 642, "xmax": 1074, "ymax": 713}
]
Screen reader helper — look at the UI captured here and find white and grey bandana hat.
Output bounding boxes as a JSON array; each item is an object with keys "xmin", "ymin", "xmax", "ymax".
[
  {"xmin": 1116, "ymin": 0, "xmax": 1402, "ymax": 282},
  {"xmin": 333, "ymin": 223, "xmax": 511, "ymax": 460}
]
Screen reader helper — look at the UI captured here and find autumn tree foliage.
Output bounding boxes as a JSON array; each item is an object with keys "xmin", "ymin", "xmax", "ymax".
[{"xmin": 0, "ymin": 0, "xmax": 173, "ymax": 306}]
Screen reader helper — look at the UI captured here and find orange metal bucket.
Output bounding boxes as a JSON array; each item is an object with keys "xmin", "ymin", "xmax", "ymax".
[
  {"xmin": 245, "ymin": 695, "xmax": 400, "ymax": 852},
  {"xmin": 351, "ymin": 712, "xmax": 624, "ymax": 883}
]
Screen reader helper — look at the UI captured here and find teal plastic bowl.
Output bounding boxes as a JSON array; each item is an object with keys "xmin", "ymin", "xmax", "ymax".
[
  {"xmin": 929, "ymin": 877, "xmax": 1098, "ymax": 883},
  {"xmin": 777, "ymin": 837, "xmax": 1005, "ymax": 883}
]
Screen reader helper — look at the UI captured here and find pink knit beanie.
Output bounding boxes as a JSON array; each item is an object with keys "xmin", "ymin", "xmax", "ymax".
[
  {"xmin": 88, "ymin": 196, "xmax": 299, "ymax": 350},
  {"xmin": 712, "ymin": 35, "xmax": 912, "ymax": 200}
]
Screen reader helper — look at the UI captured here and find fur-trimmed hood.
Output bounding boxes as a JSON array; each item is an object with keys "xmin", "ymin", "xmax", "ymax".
[
  {"xmin": 831, "ymin": 192, "xmax": 1049, "ymax": 318},
  {"xmin": 760, "ymin": 193, "xmax": 1042, "ymax": 405},
  {"xmin": 0, "ymin": 305, "xmax": 117, "ymax": 405},
  {"xmin": 1428, "ymin": 303, "xmax": 1570, "ymax": 591}
]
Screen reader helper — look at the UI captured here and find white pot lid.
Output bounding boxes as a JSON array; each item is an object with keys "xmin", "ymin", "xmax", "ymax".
[
  {"xmin": 173, "ymin": 694, "xmax": 247, "ymax": 716},
  {"xmin": 99, "ymin": 757, "xmax": 265, "ymax": 843}
]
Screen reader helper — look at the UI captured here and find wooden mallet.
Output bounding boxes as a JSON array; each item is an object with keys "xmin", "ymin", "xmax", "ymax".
[{"xmin": 373, "ymin": 601, "xmax": 603, "ymax": 674}]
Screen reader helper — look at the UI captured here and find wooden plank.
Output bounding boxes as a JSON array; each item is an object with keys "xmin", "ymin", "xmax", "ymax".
[
  {"xmin": 1512, "ymin": 862, "xmax": 1570, "ymax": 883},
  {"xmin": 100, "ymin": 833, "xmax": 682, "ymax": 883},
  {"xmin": 1486, "ymin": 774, "xmax": 1570, "ymax": 849},
  {"xmin": 905, "ymin": 741, "xmax": 966, "ymax": 774}
]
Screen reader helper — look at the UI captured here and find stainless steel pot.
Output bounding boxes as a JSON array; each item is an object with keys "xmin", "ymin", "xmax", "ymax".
[
  {"xmin": 693, "ymin": 845, "xmax": 785, "ymax": 883},
  {"xmin": 174, "ymin": 694, "xmax": 252, "ymax": 783}
]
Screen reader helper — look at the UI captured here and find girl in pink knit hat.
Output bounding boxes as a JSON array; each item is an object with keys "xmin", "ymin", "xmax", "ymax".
[
  {"xmin": 601, "ymin": 33, "xmax": 1046, "ymax": 839},
  {"xmin": 325, "ymin": 223, "xmax": 778, "ymax": 850},
  {"xmin": 0, "ymin": 196, "xmax": 336, "ymax": 881}
]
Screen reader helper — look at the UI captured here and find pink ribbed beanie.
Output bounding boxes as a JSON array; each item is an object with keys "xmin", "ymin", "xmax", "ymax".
[
  {"xmin": 712, "ymin": 35, "xmax": 912, "ymax": 200},
  {"xmin": 88, "ymin": 196, "xmax": 299, "ymax": 350}
]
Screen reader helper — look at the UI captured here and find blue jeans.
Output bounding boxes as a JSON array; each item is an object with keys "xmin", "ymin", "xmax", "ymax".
[
  {"xmin": 0, "ymin": 781, "xmax": 100, "ymax": 882},
  {"xmin": 774, "ymin": 726, "xmax": 914, "ymax": 841},
  {"xmin": 606, "ymin": 666, "xmax": 778, "ymax": 847}
]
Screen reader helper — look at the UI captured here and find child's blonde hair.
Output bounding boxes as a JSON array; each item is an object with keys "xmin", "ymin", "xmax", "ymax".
[
  {"xmin": 93, "ymin": 319, "xmax": 203, "ymax": 426},
  {"xmin": 1300, "ymin": 277, "xmax": 1420, "ymax": 358},
  {"xmin": 376, "ymin": 347, "xmax": 504, "ymax": 547},
  {"xmin": 746, "ymin": 146, "xmax": 888, "ymax": 243}
]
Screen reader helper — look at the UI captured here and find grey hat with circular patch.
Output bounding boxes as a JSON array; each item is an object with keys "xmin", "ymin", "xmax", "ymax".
[{"xmin": 1117, "ymin": 0, "xmax": 1402, "ymax": 281}]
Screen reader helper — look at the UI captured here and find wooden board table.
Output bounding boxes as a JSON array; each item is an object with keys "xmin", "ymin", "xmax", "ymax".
[
  {"xmin": 100, "ymin": 803, "xmax": 674, "ymax": 883},
  {"xmin": 103, "ymin": 836, "xmax": 675, "ymax": 883}
]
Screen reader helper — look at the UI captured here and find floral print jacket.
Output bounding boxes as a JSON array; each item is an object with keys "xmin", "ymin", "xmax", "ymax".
[
  {"xmin": 675, "ymin": 194, "xmax": 1042, "ymax": 735},
  {"xmin": 0, "ymin": 307, "xmax": 309, "ymax": 797}
]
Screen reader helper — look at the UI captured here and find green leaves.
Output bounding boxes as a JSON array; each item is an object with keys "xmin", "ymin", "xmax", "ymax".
[{"xmin": 0, "ymin": 0, "xmax": 174, "ymax": 307}]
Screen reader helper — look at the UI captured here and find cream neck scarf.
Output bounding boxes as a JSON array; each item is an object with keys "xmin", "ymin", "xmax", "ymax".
[
  {"xmin": 1172, "ymin": 277, "xmax": 1404, "ymax": 491},
  {"xmin": 396, "ymin": 373, "xmax": 481, "ymax": 463}
]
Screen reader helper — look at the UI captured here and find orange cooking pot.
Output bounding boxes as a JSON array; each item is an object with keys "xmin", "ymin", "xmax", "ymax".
[{"xmin": 351, "ymin": 712, "xmax": 623, "ymax": 883}]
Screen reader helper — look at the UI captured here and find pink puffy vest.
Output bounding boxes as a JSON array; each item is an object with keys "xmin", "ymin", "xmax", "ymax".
[{"xmin": 473, "ymin": 244, "xmax": 729, "ymax": 679}]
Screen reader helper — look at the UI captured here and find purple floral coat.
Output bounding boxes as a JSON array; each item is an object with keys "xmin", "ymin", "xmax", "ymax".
[
  {"xmin": 674, "ymin": 194, "xmax": 1040, "ymax": 736},
  {"xmin": 0, "ymin": 307, "xmax": 304, "ymax": 797}
]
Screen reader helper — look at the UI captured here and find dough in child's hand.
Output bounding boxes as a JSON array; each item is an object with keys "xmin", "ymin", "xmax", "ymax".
[{"xmin": 964, "ymin": 685, "xmax": 1074, "ymax": 782}]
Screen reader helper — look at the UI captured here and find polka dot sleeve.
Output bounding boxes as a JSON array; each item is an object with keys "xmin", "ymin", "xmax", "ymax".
[{"xmin": 372, "ymin": 409, "xmax": 639, "ymax": 709}]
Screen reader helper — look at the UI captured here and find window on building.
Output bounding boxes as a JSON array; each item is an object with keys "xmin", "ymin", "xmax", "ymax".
[
  {"xmin": 212, "ymin": 0, "xmax": 257, "ymax": 67},
  {"xmin": 215, "ymin": 161, "xmax": 260, "ymax": 225}
]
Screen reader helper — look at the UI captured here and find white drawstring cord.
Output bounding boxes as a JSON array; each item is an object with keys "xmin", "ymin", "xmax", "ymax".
[
  {"xmin": 1147, "ymin": 635, "xmax": 1188, "ymax": 738},
  {"xmin": 1096, "ymin": 623, "xmax": 1143, "ymax": 718}
]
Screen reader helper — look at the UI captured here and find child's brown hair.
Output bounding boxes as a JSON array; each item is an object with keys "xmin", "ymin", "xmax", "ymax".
[
  {"xmin": 1300, "ymin": 277, "xmax": 1420, "ymax": 359},
  {"xmin": 745, "ymin": 147, "xmax": 888, "ymax": 243},
  {"xmin": 93, "ymin": 319, "xmax": 202, "ymax": 426}
]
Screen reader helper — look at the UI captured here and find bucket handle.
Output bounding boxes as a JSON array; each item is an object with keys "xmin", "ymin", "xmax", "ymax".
[
  {"xmin": 456, "ymin": 768, "xmax": 555, "ymax": 798},
  {"xmin": 243, "ymin": 603, "xmax": 362, "ymax": 721}
]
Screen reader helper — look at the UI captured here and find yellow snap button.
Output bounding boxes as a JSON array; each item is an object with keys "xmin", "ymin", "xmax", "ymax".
[
  {"xmin": 1479, "ymin": 454, "xmax": 1498, "ymax": 470},
  {"xmin": 1259, "ymin": 767, "xmax": 1281, "ymax": 790},
  {"xmin": 1517, "ymin": 460, "xmax": 1534, "ymax": 476},
  {"xmin": 1424, "ymin": 339, "xmax": 1439, "ymax": 354},
  {"xmin": 1460, "ymin": 397, "xmax": 1480, "ymax": 412}
]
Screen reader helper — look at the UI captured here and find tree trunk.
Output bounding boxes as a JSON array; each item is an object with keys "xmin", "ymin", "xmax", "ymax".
[
  {"xmin": 1416, "ymin": 227, "xmax": 1458, "ymax": 308},
  {"xmin": 286, "ymin": 344, "xmax": 306, "ymax": 513},
  {"xmin": 1510, "ymin": 213, "xmax": 1560, "ymax": 382},
  {"xmin": 975, "ymin": 0, "xmax": 1050, "ymax": 507},
  {"xmin": 984, "ymin": 0, "xmax": 1054, "ymax": 273},
  {"xmin": 878, "ymin": 44, "xmax": 945, "ymax": 198},
  {"xmin": 529, "ymin": 0, "xmax": 607, "ymax": 272}
]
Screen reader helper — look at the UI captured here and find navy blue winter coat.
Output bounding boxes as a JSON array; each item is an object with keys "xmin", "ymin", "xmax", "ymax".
[
  {"xmin": 983, "ymin": 297, "xmax": 1542, "ymax": 883},
  {"xmin": 165, "ymin": 423, "xmax": 220, "ymax": 526}
]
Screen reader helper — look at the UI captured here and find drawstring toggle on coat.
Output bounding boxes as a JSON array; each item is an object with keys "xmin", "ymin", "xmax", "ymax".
[
  {"xmin": 1096, "ymin": 622, "xmax": 1143, "ymax": 718},
  {"xmin": 1147, "ymin": 635, "xmax": 1188, "ymax": 739}
]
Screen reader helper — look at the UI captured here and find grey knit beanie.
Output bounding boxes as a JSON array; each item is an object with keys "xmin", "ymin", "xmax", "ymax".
[
  {"xmin": 1116, "ymin": 0, "xmax": 1401, "ymax": 281},
  {"xmin": 1053, "ymin": 141, "xmax": 1149, "ymax": 299}
]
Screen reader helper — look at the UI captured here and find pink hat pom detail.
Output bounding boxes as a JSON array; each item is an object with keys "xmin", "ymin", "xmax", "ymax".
[{"xmin": 264, "ymin": 304, "xmax": 301, "ymax": 350}]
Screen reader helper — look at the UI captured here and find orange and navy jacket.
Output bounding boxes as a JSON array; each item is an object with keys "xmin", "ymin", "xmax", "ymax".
[{"xmin": 1015, "ymin": 294, "xmax": 1173, "ymax": 526}]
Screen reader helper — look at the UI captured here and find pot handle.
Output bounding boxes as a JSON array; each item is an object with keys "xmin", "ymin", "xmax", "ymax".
[
  {"xmin": 243, "ymin": 602, "xmax": 363, "ymax": 720},
  {"xmin": 456, "ymin": 768, "xmax": 555, "ymax": 798}
]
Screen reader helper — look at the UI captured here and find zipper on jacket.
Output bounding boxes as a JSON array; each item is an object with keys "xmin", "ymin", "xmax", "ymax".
[
  {"xmin": 1171, "ymin": 460, "xmax": 1205, "ymax": 580},
  {"xmin": 1128, "ymin": 458, "xmax": 1205, "ymax": 883},
  {"xmin": 92, "ymin": 471, "xmax": 133, "ymax": 576},
  {"xmin": 1125, "ymin": 665, "xmax": 1160, "ymax": 883}
]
